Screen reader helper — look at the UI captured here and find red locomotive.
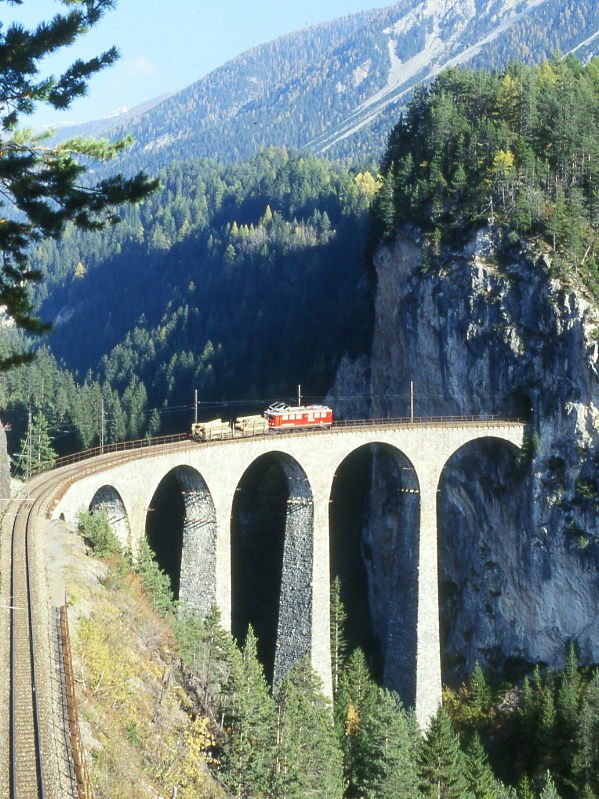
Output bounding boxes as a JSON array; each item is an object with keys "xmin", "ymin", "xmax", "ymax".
[{"xmin": 265, "ymin": 402, "xmax": 333, "ymax": 432}]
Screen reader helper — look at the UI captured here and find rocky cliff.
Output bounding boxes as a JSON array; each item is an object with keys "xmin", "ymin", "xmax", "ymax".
[{"xmin": 331, "ymin": 226, "xmax": 598, "ymax": 691}]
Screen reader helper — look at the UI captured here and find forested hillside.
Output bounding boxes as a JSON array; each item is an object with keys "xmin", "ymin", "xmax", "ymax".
[
  {"xmin": 372, "ymin": 56, "xmax": 599, "ymax": 298},
  {"xmin": 0, "ymin": 150, "xmax": 375, "ymax": 457},
  {"xmin": 55, "ymin": 0, "xmax": 599, "ymax": 170}
]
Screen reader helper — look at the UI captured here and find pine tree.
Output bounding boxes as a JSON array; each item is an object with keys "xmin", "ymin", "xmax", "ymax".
[
  {"xmin": 330, "ymin": 576, "xmax": 348, "ymax": 696},
  {"xmin": 515, "ymin": 675, "xmax": 536, "ymax": 778},
  {"xmin": 176, "ymin": 604, "xmax": 235, "ymax": 714},
  {"xmin": 219, "ymin": 627, "xmax": 276, "ymax": 799},
  {"xmin": 464, "ymin": 733, "xmax": 501, "ymax": 799},
  {"xmin": 517, "ymin": 774, "xmax": 535, "ymax": 799},
  {"xmin": 555, "ymin": 644, "xmax": 582, "ymax": 792},
  {"xmin": 335, "ymin": 648, "xmax": 378, "ymax": 727},
  {"xmin": 373, "ymin": 165, "xmax": 397, "ymax": 240},
  {"xmin": 467, "ymin": 662, "xmax": 493, "ymax": 729},
  {"xmin": 146, "ymin": 408, "xmax": 161, "ymax": 438},
  {"xmin": 418, "ymin": 706, "xmax": 468, "ymax": 799},
  {"xmin": 572, "ymin": 671, "xmax": 599, "ymax": 796},
  {"xmin": 0, "ymin": 1, "xmax": 157, "ymax": 367},
  {"xmin": 537, "ymin": 677, "xmax": 557, "ymax": 778},
  {"xmin": 355, "ymin": 687, "xmax": 421, "ymax": 799},
  {"xmin": 335, "ymin": 648, "xmax": 378, "ymax": 796},
  {"xmin": 15, "ymin": 410, "xmax": 57, "ymax": 478},
  {"xmin": 272, "ymin": 659, "xmax": 343, "ymax": 799},
  {"xmin": 539, "ymin": 772, "xmax": 561, "ymax": 799}
]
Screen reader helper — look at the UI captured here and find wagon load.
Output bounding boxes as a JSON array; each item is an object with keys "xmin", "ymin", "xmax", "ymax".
[
  {"xmin": 191, "ymin": 419, "xmax": 231, "ymax": 441},
  {"xmin": 234, "ymin": 414, "xmax": 269, "ymax": 434}
]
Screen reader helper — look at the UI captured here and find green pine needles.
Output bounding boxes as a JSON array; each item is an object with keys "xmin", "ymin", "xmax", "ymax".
[
  {"xmin": 0, "ymin": 0, "xmax": 157, "ymax": 367},
  {"xmin": 372, "ymin": 56, "xmax": 599, "ymax": 298}
]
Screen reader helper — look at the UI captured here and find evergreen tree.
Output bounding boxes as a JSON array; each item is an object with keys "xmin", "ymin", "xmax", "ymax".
[
  {"xmin": 539, "ymin": 772, "xmax": 561, "ymax": 799},
  {"xmin": 555, "ymin": 644, "xmax": 582, "ymax": 792},
  {"xmin": 537, "ymin": 676, "xmax": 557, "ymax": 779},
  {"xmin": 513, "ymin": 674, "xmax": 538, "ymax": 780},
  {"xmin": 335, "ymin": 648, "xmax": 378, "ymax": 728},
  {"xmin": 335, "ymin": 648, "xmax": 378, "ymax": 795},
  {"xmin": 330, "ymin": 576, "xmax": 348, "ymax": 696},
  {"xmin": 517, "ymin": 774, "xmax": 535, "ymax": 799},
  {"xmin": 354, "ymin": 687, "xmax": 421, "ymax": 799},
  {"xmin": 372, "ymin": 164, "xmax": 396, "ymax": 241},
  {"xmin": 572, "ymin": 672, "xmax": 599, "ymax": 796},
  {"xmin": 464, "ymin": 733, "xmax": 501, "ymax": 799},
  {"xmin": 272, "ymin": 659, "xmax": 343, "ymax": 799},
  {"xmin": 146, "ymin": 408, "xmax": 161, "ymax": 438},
  {"xmin": 219, "ymin": 627, "xmax": 276, "ymax": 799},
  {"xmin": 0, "ymin": 0, "xmax": 157, "ymax": 366},
  {"xmin": 15, "ymin": 410, "xmax": 57, "ymax": 477},
  {"xmin": 133, "ymin": 538, "xmax": 174, "ymax": 617},
  {"xmin": 418, "ymin": 707, "xmax": 468, "ymax": 799},
  {"xmin": 176, "ymin": 604, "xmax": 235, "ymax": 714},
  {"xmin": 470, "ymin": 663, "xmax": 493, "ymax": 713}
]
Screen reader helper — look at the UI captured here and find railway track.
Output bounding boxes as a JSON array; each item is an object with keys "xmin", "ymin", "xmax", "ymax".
[{"xmin": 8, "ymin": 478, "xmax": 49, "ymax": 798}]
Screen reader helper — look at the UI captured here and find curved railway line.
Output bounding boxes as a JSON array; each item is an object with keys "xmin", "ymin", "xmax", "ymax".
[
  {"xmin": 1, "ymin": 414, "xmax": 524, "ymax": 797},
  {"xmin": 9, "ymin": 479, "xmax": 47, "ymax": 799}
]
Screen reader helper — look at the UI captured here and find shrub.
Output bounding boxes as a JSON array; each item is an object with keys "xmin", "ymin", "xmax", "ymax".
[
  {"xmin": 133, "ymin": 539, "xmax": 175, "ymax": 617},
  {"xmin": 78, "ymin": 510, "xmax": 122, "ymax": 558}
]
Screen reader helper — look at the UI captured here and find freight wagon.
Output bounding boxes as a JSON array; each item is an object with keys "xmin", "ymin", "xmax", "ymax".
[
  {"xmin": 234, "ymin": 414, "xmax": 270, "ymax": 435},
  {"xmin": 191, "ymin": 419, "xmax": 232, "ymax": 441}
]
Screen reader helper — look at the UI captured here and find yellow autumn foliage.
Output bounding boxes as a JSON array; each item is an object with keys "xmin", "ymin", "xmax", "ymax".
[
  {"xmin": 492, "ymin": 148, "xmax": 516, "ymax": 178},
  {"xmin": 154, "ymin": 716, "xmax": 217, "ymax": 798},
  {"xmin": 344, "ymin": 702, "xmax": 360, "ymax": 736}
]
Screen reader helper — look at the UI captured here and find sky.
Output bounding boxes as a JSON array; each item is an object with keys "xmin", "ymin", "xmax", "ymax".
[{"xmin": 3, "ymin": 0, "xmax": 391, "ymax": 128}]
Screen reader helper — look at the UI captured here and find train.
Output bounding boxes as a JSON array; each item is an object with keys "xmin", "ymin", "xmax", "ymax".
[
  {"xmin": 190, "ymin": 402, "xmax": 333, "ymax": 441},
  {"xmin": 264, "ymin": 402, "xmax": 333, "ymax": 432}
]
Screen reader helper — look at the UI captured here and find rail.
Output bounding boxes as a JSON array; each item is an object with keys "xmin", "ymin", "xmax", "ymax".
[
  {"xmin": 6, "ymin": 466, "xmax": 102, "ymax": 797},
  {"xmin": 59, "ymin": 606, "xmax": 93, "ymax": 799},
  {"xmin": 10, "ymin": 476, "xmax": 48, "ymax": 797},
  {"xmin": 45, "ymin": 414, "xmax": 524, "ymax": 473}
]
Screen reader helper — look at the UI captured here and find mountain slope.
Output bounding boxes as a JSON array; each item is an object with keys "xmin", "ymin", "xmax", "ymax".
[{"xmin": 80, "ymin": 0, "xmax": 599, "ymax": 170}]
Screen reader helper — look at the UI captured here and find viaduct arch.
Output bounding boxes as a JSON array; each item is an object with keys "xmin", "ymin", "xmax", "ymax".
[
  {"xmin": 89, "ymin": 484, "xmax": 131, "ymax": 549},
  {"xmin": 53, "ymin": 420, "xmax": 524, "ymax": 725}
]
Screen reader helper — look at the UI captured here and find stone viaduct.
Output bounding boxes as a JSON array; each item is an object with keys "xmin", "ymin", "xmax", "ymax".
[{"xmin": 51, "ymin": 419, "xmax": 524, "ymax": 726}]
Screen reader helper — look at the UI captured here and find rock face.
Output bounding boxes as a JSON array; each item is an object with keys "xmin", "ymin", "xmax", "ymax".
[{"xmin": 332, "ymin": 226, "xmax": 598, "ymax": 690}]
